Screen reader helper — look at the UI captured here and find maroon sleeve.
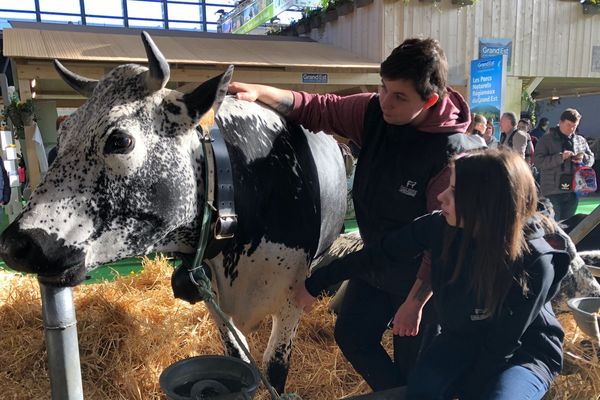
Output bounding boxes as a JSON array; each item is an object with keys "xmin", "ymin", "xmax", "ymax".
[
  {"xmin": 416, "ymin": 166, "xmax": 451, "ymax": 282},
  {"xmin": 287, "ymin": 91, "xmax": 374, "ymax": 147}
]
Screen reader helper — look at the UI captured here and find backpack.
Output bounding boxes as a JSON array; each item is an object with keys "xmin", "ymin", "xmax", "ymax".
[{"xmin": 573, "ymin": 165, "xmax": 598, "ymax": 193}]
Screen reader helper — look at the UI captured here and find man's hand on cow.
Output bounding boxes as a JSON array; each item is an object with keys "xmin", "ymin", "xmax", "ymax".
[
  {"xmin": 228, "ymin": 82, "xmax": 260, "ymax": 102},
  {"xmin": 294, "ymin": 281, "xmax": 316, "ymax": 312},
  {"xmin": 392, "ymin": 301, "xmax": 422, "ymax": 337}
]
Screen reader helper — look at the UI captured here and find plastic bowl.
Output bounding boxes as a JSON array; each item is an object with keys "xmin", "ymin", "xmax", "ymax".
[
  {"xmin": 567, "ymin": 297, "xmax": 600, "ymax": 342},
  {"xmin": 159, "ymin": 355, "xmax": 260, "ymax": 400}
]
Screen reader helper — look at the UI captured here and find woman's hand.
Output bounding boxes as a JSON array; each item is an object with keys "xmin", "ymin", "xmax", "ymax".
[
  {"xmin": 392, "ymin": 301, "xmax": 423, "ymax": 337},
  {"xmin": 228, "ymin": 82, "xmax": 261, "ymax": 102},
  {"xmin": 294, "ymin": 281, "xmax": 317, "ymax": 312}
]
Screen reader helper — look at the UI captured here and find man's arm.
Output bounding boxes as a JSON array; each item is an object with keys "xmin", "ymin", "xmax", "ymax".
[
  {"xmin": 228, "ymin": 82, "xmax": 294, "ymax": 115},
  {"xmin": 535, "ymin": 135, "xmax": 567, "ymax": 170},
  {"xmin": 392, "ymin": 278, "xmax": 432, "ymax": 337},
  {"xmin": 229, "ymin": 82, "xmax": 372, "ymax": 145}
]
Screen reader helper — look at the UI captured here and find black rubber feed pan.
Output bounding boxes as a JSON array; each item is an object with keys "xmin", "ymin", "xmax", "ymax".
[
  {"xmin": 568, "ymin": 297, "xmax": 600, "ymax": 342},
  {"xmin": 160, "ymin": 355, "xmax": 260, "ymax": 400}
]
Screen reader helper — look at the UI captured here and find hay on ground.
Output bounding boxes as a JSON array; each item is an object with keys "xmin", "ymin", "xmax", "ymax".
[{"xmin": 0, "ymin": 257, "xmax": 597, "ymax": 399}]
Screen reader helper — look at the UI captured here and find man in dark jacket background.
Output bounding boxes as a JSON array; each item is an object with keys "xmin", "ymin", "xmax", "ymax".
[
  {"xmin": 536, "ymin": 108, "xmax": 594, "ymax": 221},
  {"xmin": 229, "ymin": 38, "xmax": 474, "ymax": 392}
]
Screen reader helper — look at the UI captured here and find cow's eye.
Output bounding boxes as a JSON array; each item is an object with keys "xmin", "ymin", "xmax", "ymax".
[{"xmin": 104, "ymin": 130, "xmax": 135, "ymax": 154}]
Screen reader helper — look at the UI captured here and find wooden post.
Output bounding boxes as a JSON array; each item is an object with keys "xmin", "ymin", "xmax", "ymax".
[
  {"xmin": 24, "ymin": 125, "xmax": 41, "ymax": 189},
  {"xmin": 19, "ymin": 78, "xmax": 42, "ymax": 189},
  {"xmin": 568, "ymin": 205, "xmax": 600, "ymax": 246}
]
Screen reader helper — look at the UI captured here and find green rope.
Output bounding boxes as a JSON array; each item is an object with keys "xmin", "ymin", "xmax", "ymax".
[
  {"xmin": 190, "ymin": 131, "xmax": 302, "ymax": 400},
  {"xmin": 188, "ymin": 267, "xmax": 284, "ymax": 400}
]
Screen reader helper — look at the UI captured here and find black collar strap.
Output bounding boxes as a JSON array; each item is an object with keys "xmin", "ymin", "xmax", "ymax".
[
  {"xmin": 199, "ymin": 121, "xmax": 237, "ymax": 241},
  {"xmin": 209, "ymin": 123, "xmax": 237, "ymax": 239}
]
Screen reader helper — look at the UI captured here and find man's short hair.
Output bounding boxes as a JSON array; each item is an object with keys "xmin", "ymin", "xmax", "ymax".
[
  {"xmin": 380, "ymin": 38, "xmax": 448, "ymax": 101},
  {"xmin": 518, "ymin": 118, "xmax": 531, "ymax": 127},
  {"xmin": 538, "ymin": 117, "xmax": 549, "ymax": 127},
  {"xmin": 501, "ymin": 112, "xmax": 517, "ymax": 127},
  {"xmin": 560, "ymin": 108, "xmax": 581, "ymax": 123}
]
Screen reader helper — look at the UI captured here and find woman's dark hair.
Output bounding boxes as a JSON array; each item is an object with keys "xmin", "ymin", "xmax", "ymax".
[
  {"xmin": 380, "ymin": 38, "xmax": 448, "ymax": 101},
  {"xmin": 443, "ymin": 149, "xmax": 543, "ymax": 317}
]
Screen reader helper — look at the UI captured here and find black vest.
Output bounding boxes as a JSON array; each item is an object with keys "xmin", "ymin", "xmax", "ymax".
[{"xmin": 352, "ymin": 97, "xmax": 460, "ymax": 293}]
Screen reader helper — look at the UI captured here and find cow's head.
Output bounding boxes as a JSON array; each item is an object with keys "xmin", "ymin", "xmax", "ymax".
[{"xmin": 0, "ymin": 32, "xmax": 233, "ymax": 286}]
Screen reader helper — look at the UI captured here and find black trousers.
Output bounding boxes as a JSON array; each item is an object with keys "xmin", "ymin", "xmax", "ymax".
[{"xmin": 334, "ymin": 277, "xmax": 437, "ymax": 391}]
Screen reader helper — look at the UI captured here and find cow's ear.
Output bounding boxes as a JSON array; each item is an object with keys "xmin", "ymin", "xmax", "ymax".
[{"xmin": 183, "ymin": 65, "xmax": 234, "ymax": 122}]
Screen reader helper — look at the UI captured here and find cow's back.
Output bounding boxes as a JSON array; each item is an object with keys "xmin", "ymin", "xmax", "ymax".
[{"xmin": 216, "ymin": 97, "xmax": 345, "ymax": 262}]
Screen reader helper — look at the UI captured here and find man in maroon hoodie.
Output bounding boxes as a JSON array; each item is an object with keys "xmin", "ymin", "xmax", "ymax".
[{"xmin": 229, "ymin": 38, "xmax": 472, "ymax": 392}]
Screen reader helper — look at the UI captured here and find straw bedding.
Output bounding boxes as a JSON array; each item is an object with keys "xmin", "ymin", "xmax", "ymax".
[{"xmin": 0, "ymin": 256, "xmax": 597, "ymax": 400}]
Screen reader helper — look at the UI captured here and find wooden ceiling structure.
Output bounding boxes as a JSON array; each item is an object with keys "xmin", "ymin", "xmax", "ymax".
[{"xmin": 3, "ymin": 22, "xmax": 381, "ymax": 107}]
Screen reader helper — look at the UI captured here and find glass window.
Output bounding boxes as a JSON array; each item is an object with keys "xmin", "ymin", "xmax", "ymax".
[
  {"xmin": 278, "ymin": 10, "xmax": 302, "ymax": 24},
  {"xmin": 0, "ymin": 0, "xmax": 36, "ymax": 11},
  {"xmin": 168, "ymin": 0, "xmax": 200, "ymax": 3},
  {"xmin": 41, "ymin": 13, "xmax": 82, "ymax": 24},
  {"xmin": 84, "ymin": 0, "xmax": 123, "ymax": 17},
  {"xmin": 39, "ymin": 0, "xmax": 80, "ymax": 14},
  {"xmin": 128, "ymin": 18, "xmax": 164, "ymax": 28},
  {"xmin": 167, "ymin": 3, "xmax": 200, "ymax": 22},
  {"xmin": 206, "ymin": 0, "xmax": 238, "ymax": 6},
  {"xmin": 205, "ymin": 5, "xmax": 233, "ymax": 24},
  {"xmin": 86, "ymin": 16, "xmax": 125, "ymax": 27},
  {"xmin": 205, "ymin": 22, "xmax": 219, "ymax": 32},
  {"xmin": 169, "ymin": 21, "xmax": 202, "ymax": 30},
  {"xmin": 0, "ymin": 11, "xmax": 36, "ymax": 21},
  {"xmin": 127, "ymin": 0, "xmax": 163, "ymax": 19}
]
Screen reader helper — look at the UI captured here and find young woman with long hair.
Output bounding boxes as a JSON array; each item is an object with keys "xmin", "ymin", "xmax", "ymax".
[{"xmin": 295, "ymin": 149, "xmax": 571, "ymax": 399}]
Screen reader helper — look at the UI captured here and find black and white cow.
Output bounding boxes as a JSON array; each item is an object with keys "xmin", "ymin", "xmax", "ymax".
[{"xmin": 0, "ymin": 32, "xmax": 346, "ymax": 392}]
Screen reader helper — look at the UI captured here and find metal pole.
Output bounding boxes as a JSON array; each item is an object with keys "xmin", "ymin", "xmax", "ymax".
[
  {"xmin": 568, "ymin": 204, "xmax": 600, "ymax": 246},
  {"xmin": 39, "ymin": 282, "xmax": 84, "ymax": 400}
]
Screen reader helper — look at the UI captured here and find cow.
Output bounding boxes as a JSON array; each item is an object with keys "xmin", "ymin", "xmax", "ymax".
[{"xmin": 0, "ymin": 32, "xmax": 346, "ymax": 393}]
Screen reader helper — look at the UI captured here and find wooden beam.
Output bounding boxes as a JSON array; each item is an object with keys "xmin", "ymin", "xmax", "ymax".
[
  {"xmin": 569, "ymin": 205, "xmax": 600, "ymax": 246},
  {"xmin": 525, "ymin": 77, "xmax": 543, "ymax": 96},
  {"xmin": 18, "ymin": 79, "xmax": 32, "ymax": 101},
  {"xmin": 15, "ymin": 62, "xmax": 381, "ymax": 86},
  {"xmin": 16, "ymin": 62, "xmax": 107, "ymax": 80}
]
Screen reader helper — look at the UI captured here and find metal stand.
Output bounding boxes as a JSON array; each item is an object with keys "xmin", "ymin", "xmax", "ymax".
[{"xmin": 40, "ymin": 282, "xmax": 84, "ymax": 400}]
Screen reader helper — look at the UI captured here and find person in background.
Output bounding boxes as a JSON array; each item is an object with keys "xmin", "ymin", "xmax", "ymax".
[
  {"xmin": 0, "ymin": 154, "xmax": 11, "ymax": 205},
  {"xmin": 500, "ymin": 112, "xmax": 528, "ymax": 159},
  {"xmin": 531, "ymin": 117, "xmax": 549, "ymax": 142},
  {"xmin": 483, "ymin": 120, "xmax": 499, "ymax": 149},
  {"xmin": 465, "ymin": 113, "xmax": 487, "ymax": 147},
  {"xmin": 536, "ymin": 108, "xmax": 594, "ymax": 221},
  {"xmin": 17, "ymin": 155, "xmax": 26, "ymax": 199},
  {"xmin": 229, "ymin": 37, "xmax": 473, "ymax": 391},
  {"xmin": 295, "ymin": 149, "xmax": 571, "ymax": 400},
  {"xmin": 518, "ymin": 118, "xmax": 531, "ymax": 134}
]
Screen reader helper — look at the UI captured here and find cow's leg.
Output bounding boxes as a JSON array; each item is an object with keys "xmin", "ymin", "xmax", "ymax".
[
  {"xmin": 206, "ymin": 303, "xmax": 251, "ymax": 363},
  {"xmin": 263, "ymin": 301, "xmax": 303, "ymax": 394}
]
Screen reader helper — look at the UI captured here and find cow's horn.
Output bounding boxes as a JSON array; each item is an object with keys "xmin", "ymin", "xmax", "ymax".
[
  {"xmin": 141, "ymin": 31, "xmax": 170, "ymax": 92},
  {"xmin": 53, "ymin": 60, "xmax": 98, "ymax": 97}
]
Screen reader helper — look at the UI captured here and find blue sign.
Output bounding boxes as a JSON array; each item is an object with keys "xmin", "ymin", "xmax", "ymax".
[
  {"xmin": 479, "ymin": 38, "xmax": 512, "ymax": 71},
  {"xmin": 469, "ymin": 55, "xmax": 507, "ymax": 139},
  {"xmin": 302, "ymin": 73, "xmax": 328, "ymax": 84}
]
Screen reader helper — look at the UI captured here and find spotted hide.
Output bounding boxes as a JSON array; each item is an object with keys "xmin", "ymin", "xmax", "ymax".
[{"xmin": 0, "ymin": 32, "xmax": 346, "ymax": 393}]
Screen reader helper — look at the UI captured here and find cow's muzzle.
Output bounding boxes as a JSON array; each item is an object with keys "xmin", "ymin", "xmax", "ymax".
[{"xmin": 0, "ymin": 222, "xmax": 87, "ymax": 286}]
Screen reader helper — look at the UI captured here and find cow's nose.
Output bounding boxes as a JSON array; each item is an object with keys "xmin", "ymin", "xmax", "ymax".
[{"xmin": 0, "ymin": 222, "xmax": 84, "ymax": 276}]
